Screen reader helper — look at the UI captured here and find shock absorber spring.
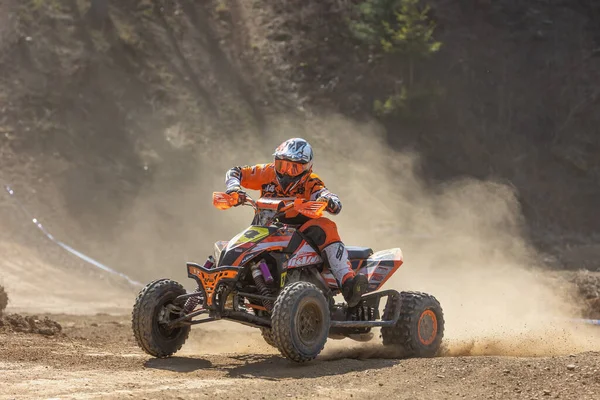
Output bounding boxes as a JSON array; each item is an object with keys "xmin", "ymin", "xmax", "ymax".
[
  {"xmin": 251, "ymin": 262, "xmax": 274, "ymax": 311},
  {"xmin": 183, "ymin": 286, "xmax": 204, "ymax": 313}
]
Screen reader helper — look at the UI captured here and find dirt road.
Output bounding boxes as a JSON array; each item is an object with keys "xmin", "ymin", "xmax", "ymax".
[
  {"xmin": 0, "ymin": 313, "xmax": 598, "ymax": 400},
  {"xmin": 0, "ymin": 237, "xmax": 598, "ymax": 399}
]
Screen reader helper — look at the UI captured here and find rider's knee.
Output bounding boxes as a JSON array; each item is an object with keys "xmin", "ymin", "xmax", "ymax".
[{"xmin": 301, "ymin": 217, "xmax": 341, "ymax": 250}]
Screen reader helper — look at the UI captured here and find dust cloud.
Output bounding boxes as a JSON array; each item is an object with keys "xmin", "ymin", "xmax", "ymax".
[
  {"xmin": 115, "ymin": 112, "xmax": 598, "ymax": 356},
  {"xmin": 301, "ymin": 114, "xmax": 599, "ymax": 357}
]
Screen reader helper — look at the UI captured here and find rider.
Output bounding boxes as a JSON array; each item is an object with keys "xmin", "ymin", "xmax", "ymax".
[{"xmin": 224, "ymin": 138, "xmax": 368, "ymax": 307}]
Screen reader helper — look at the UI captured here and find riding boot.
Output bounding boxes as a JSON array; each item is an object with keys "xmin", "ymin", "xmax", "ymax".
[{"xmin": 322, "ymin": 242, "xmax": 367, "ymax": 307}]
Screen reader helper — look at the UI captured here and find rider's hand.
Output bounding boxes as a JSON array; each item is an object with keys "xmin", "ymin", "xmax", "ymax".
[
  {"xmin": 226, "ymin": 186, "xmax": 246, "ymax": 206},
  {"xmin": 317, "ymin": 196, "xmax": 342, "ymax": 215}
]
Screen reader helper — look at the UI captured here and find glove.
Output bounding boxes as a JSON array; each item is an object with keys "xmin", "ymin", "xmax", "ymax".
[
  {"xmin": 317, "ymin": 196, "xmax": 342, "ymax": 215},
  {"xmin": 226, "ymin": 186, "xmax": 246, "ymax": 206}
]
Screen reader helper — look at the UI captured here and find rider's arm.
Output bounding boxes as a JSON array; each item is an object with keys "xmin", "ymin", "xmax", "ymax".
[
  {"xmin": 307, "ymin": 175, "xmax": 342, "ymax": 215},
  {"xmin": 225, "ymin": 164, "xmax": 272, "ymax": 192}
]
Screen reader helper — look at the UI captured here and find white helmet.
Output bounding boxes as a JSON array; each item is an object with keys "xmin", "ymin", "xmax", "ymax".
[{"xmin": 273, "ymin": 138, "xmax": 313, "ymax": 191}]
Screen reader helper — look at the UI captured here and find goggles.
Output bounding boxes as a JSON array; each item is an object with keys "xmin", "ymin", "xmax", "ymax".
[{"xmin": 274, "ymin": 159, "xmax": 310, "ymax": 177}]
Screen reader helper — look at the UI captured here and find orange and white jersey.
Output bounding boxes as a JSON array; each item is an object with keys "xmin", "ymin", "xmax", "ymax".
[
  {"xmin": 225, "ymin": 163, "xmax": 326, "ymax": 200},
  {"xmin": 225, "ymin": 163, "xmax": 341, "ymax": 218}
]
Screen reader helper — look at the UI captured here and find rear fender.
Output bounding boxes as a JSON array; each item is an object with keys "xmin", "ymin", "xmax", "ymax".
[
  {"xmin": 320, "ymin": 248, "xmax": 403, "ymax": 293},
  {"xmin": 358, "ymin": 248, "xmax": 403, "ymax": 292}
]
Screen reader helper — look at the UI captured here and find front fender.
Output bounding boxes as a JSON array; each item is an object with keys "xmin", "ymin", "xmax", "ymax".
[{"xmin": 186, "ymin": 262, "xmax": 240, "ymax": 307}]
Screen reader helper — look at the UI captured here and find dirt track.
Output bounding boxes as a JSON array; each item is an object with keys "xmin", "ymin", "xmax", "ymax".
[
  {"xmin": 0, "ymin": 313, "xmax": 597, "ymax": 400},
  {"xmin": 0, "ymin": 238, "xmax": 599, "ymax": 399}
]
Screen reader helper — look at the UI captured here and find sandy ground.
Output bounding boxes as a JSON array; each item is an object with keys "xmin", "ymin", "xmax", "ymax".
[
  {"xmin": 0, "ymin": 313, "xmax": 598, "ymax": 400},
  {"xmin": 0, "ymin": 239, "xmax": 599, "ymax": 400},
  {"xmin": 0, "ymin": 241, "xmax": 135, "ymax": 315}
]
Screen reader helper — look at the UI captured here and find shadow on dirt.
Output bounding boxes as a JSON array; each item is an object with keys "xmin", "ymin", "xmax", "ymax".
[
  {"xmin": 226, "ymin": 354, "xmax": 399, "ymax": 380},
  {"xmin": 144, "ymin": 357, "xmax": 213, "ymax": 372},
  {"xmin": 145, "ymin": 353, "xmax": 399, "ymax": 379}
]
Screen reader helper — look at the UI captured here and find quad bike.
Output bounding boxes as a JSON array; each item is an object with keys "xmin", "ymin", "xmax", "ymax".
[{"xmin": 132, "ymin": 192, "xmax": 444, "ymax": 362}]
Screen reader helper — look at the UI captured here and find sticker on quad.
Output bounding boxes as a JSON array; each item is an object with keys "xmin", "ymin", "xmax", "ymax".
[
  {"xmin": 323, "ymin": 247, "xmax": 403, "ymax": 292},
  {"xmin": 214, "ymin": 237, "xmax": 403, "ymax": 293}
]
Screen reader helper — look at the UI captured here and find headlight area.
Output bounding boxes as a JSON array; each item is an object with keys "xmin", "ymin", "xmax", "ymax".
[{"xmin": 213, "ymin": 240, "xmax": 228, "ymax": 264}]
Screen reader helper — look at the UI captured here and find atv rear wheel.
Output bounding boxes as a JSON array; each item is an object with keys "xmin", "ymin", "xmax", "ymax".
[
  {"xmin": 131, "ymin": 279, "xmax": 190, "ymax": 358},
  {"xmin": 381, "ymin": 291, "xmax": 444, "ymax": 358},
  {"xmin": 271, "ymin": 281, "xmax": 330, "ymax": 362},
  {"xmin": 260, "ymin": 328, "xmax": 277, "ymax": 348},
  {"xmin": 253, "ymin": 309, "xmax": 277, "ymax": 348},
  {"xmin": 0, "ymin": 285, "xmax": 7, "ymax": 315}
]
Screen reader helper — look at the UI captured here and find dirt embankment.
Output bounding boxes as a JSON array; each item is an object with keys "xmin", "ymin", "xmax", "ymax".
[
  {"xmin": 0, "ymin": 313, "xmax": 62, "ymax": 336},
  {"xmin": 0, "ymin": 282, "xmax": 62, "ymax": 336},
  {"xmin": 1, "ymin": 0, "xmax": 599, "ymax": 281}
]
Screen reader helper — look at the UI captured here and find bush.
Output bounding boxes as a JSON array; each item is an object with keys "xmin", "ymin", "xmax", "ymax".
[
  {"xmin": 373, "ymin": 82, "xmax": 445, "ymax": 118},
  {"xmin": 351, "ymin": 0, "xmax": 440, "ymax": 59},
  {"xmin": 350, "ymin": 0, "xmax": 442, "ymax": 118}
]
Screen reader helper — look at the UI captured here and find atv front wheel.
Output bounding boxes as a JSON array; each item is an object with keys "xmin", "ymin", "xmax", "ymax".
[
  {"xmin": 131, "ymin": 279, "xmax": 190, "ymax": 358},
  {"xmin": 271, "ymin": 281, "xmax": 330, "ymax": 362},
  {"xmin": 381, "ymin": 291, "xmax": 444, "ymax": 358}
]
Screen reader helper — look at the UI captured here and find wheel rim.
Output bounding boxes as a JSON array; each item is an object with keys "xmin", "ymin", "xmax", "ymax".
[
  {"xmin": 294, "ymin": 298, "xmax": 324, "ymax": 347},
  {"xmin": 417, "ymin": 309, "xmax": 438, "ymax": 346},
  {"xmin": 155, "ymin": 300, "xmax": 184, "ymax": 341}
]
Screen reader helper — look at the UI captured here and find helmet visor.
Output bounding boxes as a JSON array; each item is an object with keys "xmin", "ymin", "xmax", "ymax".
[{"xmin": 274, "ymin": 159, "xmax": 309, "ymax": 177}]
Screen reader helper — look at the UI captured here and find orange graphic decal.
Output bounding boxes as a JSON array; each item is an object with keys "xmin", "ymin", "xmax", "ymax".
[{"xmin": 188, "ymin": 266, "xmax": 238, "ymax": 306}]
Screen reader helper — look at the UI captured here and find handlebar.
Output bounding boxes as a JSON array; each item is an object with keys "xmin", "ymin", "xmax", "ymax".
[{"xmin": 212, "ymin": 192, "xmax": 326, "ymax": 219}]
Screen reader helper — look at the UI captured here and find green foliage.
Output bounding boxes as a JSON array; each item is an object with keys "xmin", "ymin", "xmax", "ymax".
[
  {"xmin": 350, "ymin": 0, "xmax": 440, "ymax": 56},
  {"xmin": 349, "ymin": 0, "xmax": 398, "ymax": 45},
  {"xmin": 215, "ymin": 0, "xmax": 229, "ymax": 14},
  {"xmin": 380, "ymin": 1, "xmax": 441, "ymax": 57},
  {"xmin": 373, "ymin": 83, "xmax": 445, "ymax": 118},
  {"xmin": 17, "ymin": 0, "xmax": 62, "ymax": 25},
  {"xmin": 350, "ymin": 0, "xmax": 443, "ymax": 119},
  {"xmin": 116, "ymin": 21, "xmax": 142, "ymax": 49},
  {"xmin": 23, "ymin": 0, "xmax": 62, "ymax": 12},
  {"xmin": 373, "ymin": 88, "xmax": 407, "ymax": 117}
]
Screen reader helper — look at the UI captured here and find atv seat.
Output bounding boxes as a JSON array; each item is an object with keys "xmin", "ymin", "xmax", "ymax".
[{"xmin": 346, "ymin": 246, "xmax": 373, "ymax": 260}]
